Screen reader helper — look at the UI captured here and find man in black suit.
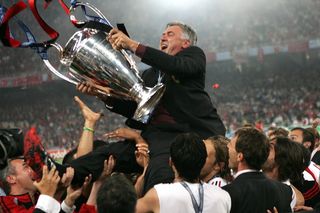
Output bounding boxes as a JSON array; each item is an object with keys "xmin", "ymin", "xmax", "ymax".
[
  {"xmin": 222, "ymin": 127, "xmax": 293, "ymax": 213},
  {"xmin": 77, "ymin": 22, "xmax": 225, "ymax": 194}
]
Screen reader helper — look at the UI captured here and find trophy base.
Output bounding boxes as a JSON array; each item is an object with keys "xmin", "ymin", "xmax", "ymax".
[{"xmin": 133, "ymin": 84, "xmax": 166, "ymax": 123}]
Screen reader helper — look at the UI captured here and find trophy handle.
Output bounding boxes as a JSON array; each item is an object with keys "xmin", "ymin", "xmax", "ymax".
[
  {"xmin": 43, "ymin": 43, "xmax": 78, "ymax": 85},
  {"xmin": 69, "ymin": 2, "xmax": 111, "ymax": 27},
  {"xmin": 69, "ymin": 2, "xmax": 141, "ymax": 80}
]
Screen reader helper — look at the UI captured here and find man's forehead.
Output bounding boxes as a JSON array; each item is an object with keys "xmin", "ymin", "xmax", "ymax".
[
  {"xmin": 289, "ymin": 129, "xmax": 303, "ymax": 136},
  {"xmin": 10, "ymin": 157, "xmax": 25, "ymax": 165}
]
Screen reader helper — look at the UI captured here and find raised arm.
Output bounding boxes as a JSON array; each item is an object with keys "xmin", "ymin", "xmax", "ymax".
[{"xmin": 74, "ymin": 96, "xmax": 103, "ymax": 158}]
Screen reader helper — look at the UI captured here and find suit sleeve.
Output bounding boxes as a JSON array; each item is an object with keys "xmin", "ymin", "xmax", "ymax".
[
  {"xmin": 139, "ymin": 46, "xmax": 206, "ymax": 78},
  {"xmin": 102, "ymin": 96, "xmax": 137, "ymax": 119}
]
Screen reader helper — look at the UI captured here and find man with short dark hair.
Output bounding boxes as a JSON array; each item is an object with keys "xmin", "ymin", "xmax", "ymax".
[
  {"xmin": 263, "ymin": 137, "xmax": 308, "ymax": 208},
  {"xmin": 223, "ymin": 127, "xmax": 293, "ymax": 213},
  {"xmin": 136, "ymin": 133, "xmax": 231, "ymax": 213},
  {"xmin": 289, "ymin": 126, "xmax": 320, "ymax": 165},
  {"xmin": 96, "ymin": 174, "xmax": 137, "ymax": 213},
  {"xmin": 289, "ymin": 127, "xmax": 315, "ymax": 152},
  {"xmin": 288, "ymin": 126, "xmax": 320, "ymax": 207},
  {"xmin": 289, "ymin": 127, "xmax": 320, "ymax": 207}
]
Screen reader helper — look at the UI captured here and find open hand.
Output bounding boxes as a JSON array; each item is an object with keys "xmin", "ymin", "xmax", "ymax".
[
  {"xmin": 33, "ymin": 166, "xmax": 60, "ymax": 197},
  {"xmin": 64, "ymin": 175, "xmax": 92, "ymax": 207},
  {"xmin": 98, "ymin": 155, "xmax": 116, "ymax": 181},
  {"xmin": 135, "ymin": 143, "xmax": 150, "ymax": 168},
  {"xmin": 104, "ymin": 127, "xmax": 141, "ymax": 141},
  {"xmin": 60, "ymin": 167, "xmax": 75, "ymax": 188}
]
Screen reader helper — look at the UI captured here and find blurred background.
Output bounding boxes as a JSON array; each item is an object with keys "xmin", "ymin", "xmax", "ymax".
[{"xmin": 0, "ymin": 0, "xmax": 319, "ymax": 155}]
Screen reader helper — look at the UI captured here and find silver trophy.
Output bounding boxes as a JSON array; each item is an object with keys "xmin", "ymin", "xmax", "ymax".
[{"xmin": 43, "ymin": 2, "xmax": 165, "ymax": 123}]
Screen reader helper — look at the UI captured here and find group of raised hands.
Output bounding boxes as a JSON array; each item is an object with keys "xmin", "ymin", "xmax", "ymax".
[
  {"xmin": 33, "ymin": 153, "xmax": 120, "ymax": 210},
  {"xmin": 33, "ymin": 90, "xmax": 151, "ymax": 210}
]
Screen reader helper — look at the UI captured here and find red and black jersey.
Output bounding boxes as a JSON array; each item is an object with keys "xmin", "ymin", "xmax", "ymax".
[{"xmin": 0, "ymin": 193, "xmax": 38, "ymax": 213}]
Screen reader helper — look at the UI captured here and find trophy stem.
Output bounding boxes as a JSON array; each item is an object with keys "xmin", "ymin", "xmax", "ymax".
[
  {"xmin": 129, "ymin": 83, "xmax": 146, "ymax": 101},
  {"xmin": 130, "ymin": 83, "xmax": 166, "ymax": 123}
]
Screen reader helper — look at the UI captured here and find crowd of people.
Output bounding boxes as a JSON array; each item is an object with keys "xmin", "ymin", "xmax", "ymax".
[
  {"xmin": 1, "ymin": 52, "xmax": 320, "ymax": 148},
  {"xmin": 209, "ymin": 55, "xmax": 320, "ymax": 134},
  {"xmin": 198, "ymin": 0, "xmax": 320, "ymax": 50},
  {"xmin": 0, "ymin": 1, "xmax": 320, "ymax": 212},
  {"xmin": 0, "ymin": 82, "xmax": 126, "ymax": 150}
]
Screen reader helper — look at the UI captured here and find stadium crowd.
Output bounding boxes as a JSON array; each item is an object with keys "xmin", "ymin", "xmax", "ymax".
[
  {"xmin": 1, "ymin": 0, "xmax": 320, "ymax": 77},
  {"xmin": 0, "ymin": 83, "xmax": 126, "ymax": 149},
  {"xmin": 1, "ymin": 53, "xmax": 320, "ymax": 148},
  {"xmin": 211, "ymin": 56, "xmax": 320, "ymax": 134}
]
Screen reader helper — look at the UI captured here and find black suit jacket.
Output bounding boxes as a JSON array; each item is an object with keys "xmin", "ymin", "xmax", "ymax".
[
  {"xmin": 104, "ymin": 45, "xmax": 225, "ymax": 138},
  {"xmin": 222, "ymin": 172, "xmax": 293, "ymax": 213}
]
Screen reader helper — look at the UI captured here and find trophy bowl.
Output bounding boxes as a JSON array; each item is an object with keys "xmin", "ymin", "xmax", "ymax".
[{"xmin": 44, "ymin": 27, "xmax": 165, "ymax": 123}]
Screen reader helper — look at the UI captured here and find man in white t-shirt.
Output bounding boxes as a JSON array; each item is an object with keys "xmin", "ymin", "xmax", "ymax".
[{"xmin": 135, "ymin": 133, "xmax": 231, "ymax": 213}]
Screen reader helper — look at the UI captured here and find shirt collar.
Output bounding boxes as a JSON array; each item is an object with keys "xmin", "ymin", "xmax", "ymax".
[{"xmin": 234, "ymin": 169, "xmax": 260, "ymax": 179}]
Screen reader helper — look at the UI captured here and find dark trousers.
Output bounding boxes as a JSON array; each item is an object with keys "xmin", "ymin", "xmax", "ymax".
[
  {"xmin": 69, "ymin": 140, "xmax": 142, "ymax": 186},
  {"xmin": 67, "ymin": 124, "xmax": 188, "ymax": 194},
  {"xmin": 141, "ymin": 124, "xmax": 191, "ymax": 194}
]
